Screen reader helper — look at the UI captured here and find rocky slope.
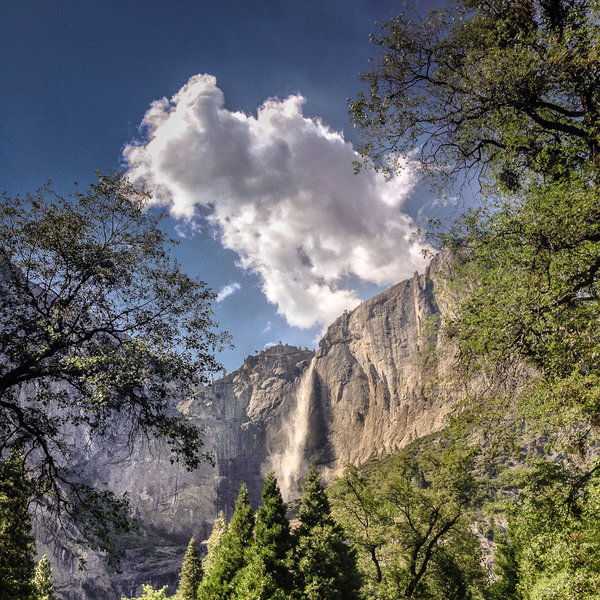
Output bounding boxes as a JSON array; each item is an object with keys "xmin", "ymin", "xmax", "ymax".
[{"xmin": 44, "ymin": 251, "xmax": 462, "ymax": 599}]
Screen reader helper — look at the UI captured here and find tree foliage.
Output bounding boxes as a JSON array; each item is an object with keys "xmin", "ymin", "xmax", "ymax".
[
  {"xmin": 353, "ymin": 0, "xmax": 600, "ymax": 449},
  {"xmin": 441, "ymin": 176, "xmax": 600, "ymax": 451},
  {"xmin": 294, "ymin": 465, "xmax": 362, "ymax": 600},
  {"xmin": 199, "ymin": 484, "xmax": 254, "ymax": 600},
  {"xmin": 0, "ymin": 172, "xmax": 226, "ymax": 558},
  {"xmin": 329, "ymin": 444, "xmax": 486, "ymax": 599},
  {"xmin": 176, "ymin": 538, "xmax": 202, "ymax": 600},
  {"xmin": 352, "ymin": 1, "xmax": 600, "ymax": 596},
  {"xmin": 351, "ymin": 0, "xmax": 600, "ymax": 190},
  {"xmin": 32, "ymin": 555, "xmax": 57, "ymax": 600},
  {"xmin": 489, "ymin": 459, "xmax": 600, "ymax": 600},
  {"xmin": 0, "ymin": 451, "xmax": 36, "ymax": 600},
  {"xmin": 234, "ymin": 472, "xmax": 294, "ymax": 600}
]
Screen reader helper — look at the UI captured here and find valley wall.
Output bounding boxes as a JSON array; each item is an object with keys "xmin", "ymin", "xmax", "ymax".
[{"xmin": 45, "ymin": 251, "xmax": 461, "ymax": 599}]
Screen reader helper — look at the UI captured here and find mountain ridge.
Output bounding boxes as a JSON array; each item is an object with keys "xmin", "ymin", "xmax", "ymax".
[{"xmin": 40, "ymin": 251, "xmax": 465, "ymax": 599}]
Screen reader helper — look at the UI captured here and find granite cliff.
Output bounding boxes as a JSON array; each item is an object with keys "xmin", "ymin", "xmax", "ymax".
[{"xmin": 43, "ymin": 251, "xmax": 461, "ymax": 599}]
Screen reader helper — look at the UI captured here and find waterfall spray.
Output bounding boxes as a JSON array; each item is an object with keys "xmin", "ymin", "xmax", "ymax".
[{"xmin": 268, "ymin": 357, "xmax": 316, "ymax": 500}]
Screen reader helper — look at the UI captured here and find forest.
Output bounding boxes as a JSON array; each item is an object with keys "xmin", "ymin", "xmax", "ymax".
[{"xmin": 1, "ymin": 0, "xmax": 599, "ymax": 598}]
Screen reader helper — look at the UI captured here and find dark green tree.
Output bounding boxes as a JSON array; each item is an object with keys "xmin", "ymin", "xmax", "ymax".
[
  {"xmin": 32, "ymin": 555, "xmax": 57, "ymax": 600},
  {"xmin": 234, "ymin": 473, "xmax": 294, "ymax": 600},
  {"xmin": 199, "ymin": 484, "xmax": 254, "ymax": 600},
  {"xmin": 330, "ymin": 444, "xmax": 486, "ymax": 599},
  {"xmin": 0, "ymin": 172, "xmax": 227, "ymax": 560},
  {"xmin": 294, "ymin": 465, "xmax": 361, "ymax": 600},
  {"xmin": 0, "ymin": 451, "xmax": 36, "ymax": 600},
  {"xmin": 492, "ymin": 460, "xmax": 600, "ymax": 600},
  {"xmin": 176, "ymin": 538, "xmax": 202, "ymax": 600}
]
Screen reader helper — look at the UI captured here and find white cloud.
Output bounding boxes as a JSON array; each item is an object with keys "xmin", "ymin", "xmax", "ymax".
[
  {"xmin": 216, "ymin": 282, "xmax": 241, "ymax": 302},
  {"xmin": 124, "ymin": 74, "xmax": 432, "ymax": 329},
  {"xmin": 174, "ymin": 216, "xmax": 203, "ymax": 239}
]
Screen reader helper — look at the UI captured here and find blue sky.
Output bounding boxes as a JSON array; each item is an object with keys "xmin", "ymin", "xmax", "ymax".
[{"xmin": 1, "ymin": 0, "xmax": 446, "ymax": 373}]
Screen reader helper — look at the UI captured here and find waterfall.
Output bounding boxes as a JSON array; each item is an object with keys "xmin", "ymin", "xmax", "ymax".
[{"xmin": 267, "ymin": 357, "xmax": 316, "ymax": 500}]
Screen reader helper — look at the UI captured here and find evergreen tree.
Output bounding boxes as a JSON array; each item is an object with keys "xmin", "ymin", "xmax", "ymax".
[
  {"xmin": 203, "ymin": 510, "xmax": 228, "ymax": 574},
  {"xmin": 176, "ymin": 538, "xmax": 202, "ymax": 600},
  {"xmin": 0, "ymin": 451, "xmax": 36, "ymax": 600},
  {"xmin": 234, "ymin": 473, "xmax": 294, "ymax": 599},
  {"xmin": 199, "ymin": 484, "xmax": 254, "ymax": 600},
  {"xmin": 295, "ymin": 465, "xmax": 361, "ymax": 600},
  {"xmin": 297, "ymin": 465, "xmax": 332, "ymax": 531},
  {"xmin": 489, "ymin": 528, "xmax": 522, "ymax": 600},
  {"xmin": 33, "ymin": 555, "xmax": 57, "ymax": 600}
]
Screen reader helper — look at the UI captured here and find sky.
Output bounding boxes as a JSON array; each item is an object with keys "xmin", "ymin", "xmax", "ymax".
[{"xmin": 1, "ymin": 0, "xmax": 450, "ymax": 373}]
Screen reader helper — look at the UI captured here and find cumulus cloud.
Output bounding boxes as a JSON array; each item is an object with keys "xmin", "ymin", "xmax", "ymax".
[
  {"xmin": 124, "ymin": 74, "xmax": 431, "ymax": 328},
  {"xmin": 216, "ymin": 282, "xmax": 242, "ymax": 302}
]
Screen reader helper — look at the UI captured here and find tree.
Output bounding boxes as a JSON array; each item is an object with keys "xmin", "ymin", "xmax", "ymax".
[
  {"xmin": 328, "ymin": 463, "xmax": 388, "ymax": 592},
  {"xmin": 121, "ymin": 584, "xmax": 171, "ymax": 600},
  {"xmin": 202, "ymin": 510, "xmax": 228, "ymax": 574},
  {"xmin": 0, "ymin": 172, "xmax": 227, "ymax": 559},
  {"xmin": 0, "ymin": 451, "xmax": 36, "ymax": 600},
  {"xmin": 351, "ymin": 0, "xmax": 599, "ymax": 190},
  {"xmin": 439, "ymin": 177, "xmax": 600, "ymax": 452},
  {"xmin": 294, "ymin": 465, "xmax": 361, "ymax": 600},
  {"xmin": 176, "ymin": 538, "xmax": 202, "ymax": 600},
  {"xmin": 330, "ymin": 443, "xmax": 486, "ymax": 599},
  {"xmin": 32, "ymin": 555, "xmax": 57, "ymax": 600},
  {"xmin": 234, "ymin": 473, "xmax": 294, "ymax": 600},
  {"xmin": 199, "ymin": 484, "xmax": 254, "ymax": 600},
  {"xmin": 352, "ymin": 0, "xmax": 600, "ymax": 461},
  {"xmin": 492, "ymin": 459, "xmax": 600, "ymax": 600},
  {"xmin": 350, "ymin": 2, "xmax": 600, "ymax": 595}
]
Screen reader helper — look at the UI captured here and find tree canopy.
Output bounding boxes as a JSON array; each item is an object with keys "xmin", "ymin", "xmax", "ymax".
[
  {"xmin": 329, "ymin": 443, "xmax": 486, "ymax": 599},
  {"xmin": 0, "ymin": 172, "xmax": 227, "ymax": 559},
  {"xmin": 352, "ymin": 1, "xmax": 600, "ymax": 596},
  {"xmin": 351, "ymin": 0, "xmax": 600, "ymax": 190}
]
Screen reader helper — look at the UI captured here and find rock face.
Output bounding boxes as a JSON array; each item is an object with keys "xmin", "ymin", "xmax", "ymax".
[{"xmin": 45, "ymin": 252, "xmax": 460, "ymax": 599}]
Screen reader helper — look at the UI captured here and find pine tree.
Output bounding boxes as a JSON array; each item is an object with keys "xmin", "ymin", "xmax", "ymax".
[
  {"xmin": 203, "ymin": 510, "xmax": 228, "ymax": 574},
  {"xmin": 33, "ymin": 555, "xmax": 56, "ymax": 600},
  {"xmin": 0, "ymin": 451, "xmax": 36, "ymax": 600},
  {"xmin": 177, "ymin": 538, "xmax": 202, "ymax": 600},
  {"xmin": 297, "ymin": 465, "xmax": 333, "ymax": 531},
  {"xmin": 199, "ymin": 484, "xmax": 254, "ymax": 600},
  {"xmin": 234, "ymin": 473, "xmax": 294, "ymax": 599},
  {"xmin": 295, "ymin": 465, "xmax": 361, "ymax": 600}
]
